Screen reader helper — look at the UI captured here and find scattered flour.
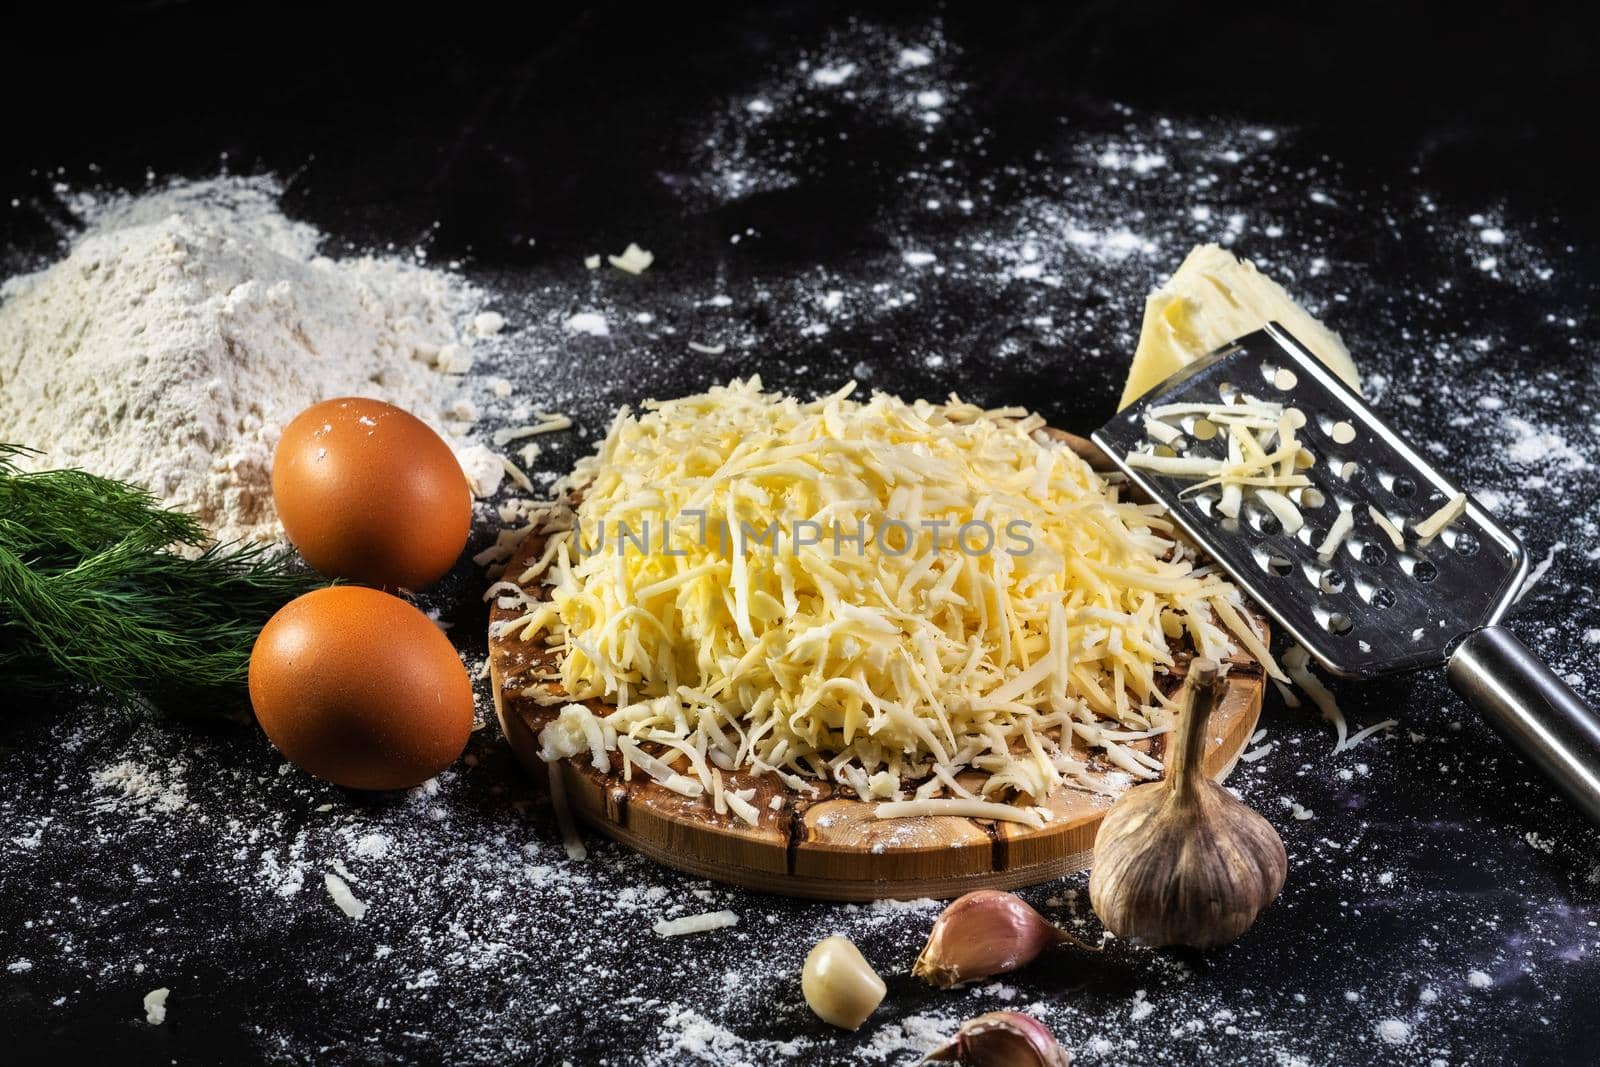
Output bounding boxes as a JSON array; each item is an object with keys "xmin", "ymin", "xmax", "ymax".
[
  {"xmin": 1375, "ymin": 1018, "xmax": 1411, "ymax": 1045},
  {"xmin": 1503, "ymin": 416, "xmax": 1590, "ymax": 469},
  {"xmin": 89, "ymin": 760, "xmax": 188, "ymax": 814},
  {"xmin": 354, "ymin": 832, "xmax": 393, "ymax": 860},
  {"xmin": 2, "ymin": 14, "xmax": 1596, "ymax": 1067}
]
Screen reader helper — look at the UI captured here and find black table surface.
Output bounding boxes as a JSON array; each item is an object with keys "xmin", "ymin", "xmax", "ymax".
[{"xmin": 3, "ymin": 4, "xmax": 1599, "ymax": 1064}]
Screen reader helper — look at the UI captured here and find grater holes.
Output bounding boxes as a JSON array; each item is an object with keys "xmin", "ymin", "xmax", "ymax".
[
  {"xmin": 1245, "ymin": 502, "xmax": 1282, "ymax": 537},
  {"xmin": 1190, "ymin": 487, "xmax": 1223, "ymax": 517},
  {"xmin": 1452, "ymin": 530, "xmax": 1481, "ymax": 557},
  {"xmin": 1259, "ymin": 551, "xmax": 1294, "ymax": 577},
  {"xmin": 1318, "ymin": 569, "xmax": 1345, "ymax": 594},
  {"xmin": 1413, "ymin": 558, "xmax": 1438, "ymax": 583},
  {"xmin": 1360, "ymin": 541, "xmax": 1388, "ymax": 566},
  {"xmin": 1369, "ymin": 587, "xmax": 1397, "ymax": 609},
  {"xmin": 1326, "ymin": 612, "xmax": 1354, "ymax": 635},
  {"xmin": 1391, "ymin": 475, "xmax": 1416, "ymax": 499}
]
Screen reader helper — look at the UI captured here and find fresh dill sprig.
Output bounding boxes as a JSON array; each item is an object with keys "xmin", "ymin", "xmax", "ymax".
[{"xmin": 0, "ymin": 444, "xmax": 325, "ymax": 709}]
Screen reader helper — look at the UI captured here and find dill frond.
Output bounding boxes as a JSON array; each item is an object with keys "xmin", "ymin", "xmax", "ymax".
[{"xmin": 0, "ymin": 444, "xmax": 326, "ymax": 709}]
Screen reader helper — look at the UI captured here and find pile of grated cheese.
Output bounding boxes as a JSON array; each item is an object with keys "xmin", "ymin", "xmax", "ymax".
[{"xmin": 508, "ymin": 378, "xmax": 1271, "ymax": 823}]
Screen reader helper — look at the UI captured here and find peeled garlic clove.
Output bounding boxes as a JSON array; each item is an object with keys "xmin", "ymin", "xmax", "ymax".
[
  {"xmin": 1088, "ymin": 658, "xmax": 1287, "ymax": 949},
  {"xmin": 802, "ymin": 935, "xmax": 886, "ymax": 1030},
  {"xmin": 914, "ymin": 890, "xmax": 1084, "ymax": 988},
  {"xmin": 924, "ymin": 1010, "xmax": 1071, "ymax": 1067}
]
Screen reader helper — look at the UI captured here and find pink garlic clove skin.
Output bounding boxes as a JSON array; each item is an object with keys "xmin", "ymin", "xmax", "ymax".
[
  {"xmin": 924, "ymin": 1010, "xmax": 1071, "ymax": 1067},
  {"xmin": 913, "ymin": 890, "xmax": 1074, "ymax": 988}
]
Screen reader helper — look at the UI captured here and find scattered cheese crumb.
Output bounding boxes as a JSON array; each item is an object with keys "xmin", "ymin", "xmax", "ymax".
[
  {"xmin": 143, "ymin": 987, "xmax": 170, "ymax": 1025},
  {"xmin": 608, "ymin": 242, "xmax": 654, "ymax": 275},
  {"xmin": 653, "ymin": 910, "xmax": 739, "ymax": 937},
  {"xmin": 876, "ymin": 798, "xmax": 1046, "ymax": 829},
  {"xmin": 324, "ymin": 873, "xmax": 368, "ymax": 920},
  {"xmin": 1317, "ymin": 506, "xmax": 1356, "ymax": 561},
  {"xmin": 1369, "ymin": 506, "xmax": 1406, "ymax": 551},
  {"xmin": 1516, "ymin": 541, "xmax": 1565, "ymax": 603},
  {"xmin": 493, "ymin": 414, "xmax": 573, "ymax": 446},
  {"xmin": 1413, "ymin": 492, "xmax": 1467, "ymax": 544},
  {"xmin": 1343, "ymin": 718, "xmax": 1399, "ymax": 750},
  {"xmin": 584, "ymin": 254, "xmax": 601, "ymax": 270},
  {"xmin": 565, "ymin": 312, "xmax": 610, "ymax": 336},
  {"xmin": 1284, "ymin": 645, "xmax": 1349, "ymax": 751},
  {"xmin": 501, "ymin": 456, "xmax": 536, "ymax": 494}
]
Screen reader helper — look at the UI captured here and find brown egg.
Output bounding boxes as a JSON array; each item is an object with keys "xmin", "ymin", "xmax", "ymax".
[
  {"xmin": 272, "ymin": 397, "xmax": 470, "ymax": 589},
  {"xmin": 248, "ymin": 586, "xmax": 473, "ymax": 790}
]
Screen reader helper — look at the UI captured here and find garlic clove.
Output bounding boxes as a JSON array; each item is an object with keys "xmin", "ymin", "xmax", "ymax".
[
  {"xmin": 1088, "ymin": 658, "xmax": 1288, "ymax": 949},
  {"xmin": 924, "ymin": 1010, "xmax": 1071, "ymax": 1067},
  {"xmin": 802, "ymin": 934, "xmax": 886, "ymax": 1031},
  {"xmin": 913, "ymin": 890, "xmax": 1090, "ymax": 989}
]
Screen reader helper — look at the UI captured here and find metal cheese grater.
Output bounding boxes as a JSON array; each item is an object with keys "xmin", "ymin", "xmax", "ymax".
[{"xmin": 1092, "ymin": 323, "xmax": 1600, "ymax": 823}]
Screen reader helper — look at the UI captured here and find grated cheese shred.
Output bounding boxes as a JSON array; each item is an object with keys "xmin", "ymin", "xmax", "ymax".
[
  {"xmin": 653, "ymin": 910, "xmax": 739, "ymax": 937},
  {"xmin": 608, "ymin": 242, "xmax": 655, "ymax": 275},
  {"xmin": 1369, "ymin": 506, "xmax": 1406, "ymax": 551},
  {"xmin": 1414, "ymin": 492, "xmax": 1467, "ymax": 544},
  {"xmin": 523, "ymin": 379, "xmax": 1264, "ymax": 812},
  {"xmin": 1283, "ymin": 644, "xmax": 1348, "ymax": 752},
  {"xmin": 1124, "ymin": 393, "xmax": 1313, "ymax": 535}
]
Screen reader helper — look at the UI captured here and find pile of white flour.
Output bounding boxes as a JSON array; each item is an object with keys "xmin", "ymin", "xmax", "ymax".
[{"xmin": 0, "ymin": 176, "xmax": 502, "ymax": 545}]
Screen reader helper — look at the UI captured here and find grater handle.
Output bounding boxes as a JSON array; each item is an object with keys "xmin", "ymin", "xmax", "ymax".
[{"xmin": 1447, "ymin": 626, "xmax": 1600, "ymax": 825}]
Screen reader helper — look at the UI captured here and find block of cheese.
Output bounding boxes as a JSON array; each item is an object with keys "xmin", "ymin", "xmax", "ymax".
[{"xmin": 1120, "ymin": 244, "xmax": 1361, "ymax": 410}]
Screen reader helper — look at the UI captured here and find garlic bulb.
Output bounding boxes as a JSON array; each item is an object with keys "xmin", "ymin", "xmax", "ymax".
[
  {"xmin": 924, "ymin": 1010, "xmax": 1071, "ymax": 1067},
  {"xmin": 802, "ymin": 935, "xmax": 886, "ymax": 1030},
  {"xmin": 913, "ymin": 890, "xmax": 1087, "ymax": 988},
  {"xmin": 1088, "ymin": 658, "xmax": 1287, "ymax": 949}
]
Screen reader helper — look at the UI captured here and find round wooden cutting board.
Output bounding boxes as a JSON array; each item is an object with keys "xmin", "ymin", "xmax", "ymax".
[{"xmin": 487, "ymin": 430, "xmax": 1266, "ymax": 901}]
